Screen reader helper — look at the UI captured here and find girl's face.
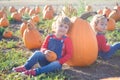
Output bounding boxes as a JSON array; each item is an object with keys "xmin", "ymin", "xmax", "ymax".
[
  {"xmin": 95, "ymin": 19, "xmax": 107, "ymax": 32},
  {"xmin": 55, "ymin": 22, "xmax": 69, "ymax": 36}
]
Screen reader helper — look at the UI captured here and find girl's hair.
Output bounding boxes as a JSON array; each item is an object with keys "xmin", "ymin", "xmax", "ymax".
[
  {"xmin": 90, "ymin": 14, "xmax": 107, "ymax": 27},
  {"xmin": 52, "ymin": 16, "xmax": 71, "ymax": 32},
  {"xmin": 56, "ymin": 16, "xmax": 71, "ymax": 27}
]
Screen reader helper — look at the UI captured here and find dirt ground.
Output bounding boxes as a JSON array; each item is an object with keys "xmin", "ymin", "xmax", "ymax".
[
  {"xmin": 63, "ymin": 55, "xmax": 120, "ymax": 80},
  {"xmin": 1, "ymin": 0, "xmax": 120, "ymax": 80}
]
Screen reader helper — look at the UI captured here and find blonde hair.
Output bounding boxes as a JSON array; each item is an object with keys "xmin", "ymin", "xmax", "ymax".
[
  {"xmin": 90, "ymin": 14, "xmax": 107, "ymax": 27},
  {"xmin": 52, "ymin": 16, "xmax": 71, "ymax": 32}
]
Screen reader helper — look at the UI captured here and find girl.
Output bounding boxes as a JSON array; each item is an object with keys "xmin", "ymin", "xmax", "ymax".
[
  {"xmin": 90, "ymin": 14, "xmax": 120, "ymax": 60},
  {"xmin": 12, "ymin": 16, "xmax": 73, "ymax": 76}
]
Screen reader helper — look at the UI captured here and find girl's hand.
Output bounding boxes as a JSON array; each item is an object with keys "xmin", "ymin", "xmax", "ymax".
[{"xmin": 44, "ymin": 50, "xmax": 51, "ymax": 55}]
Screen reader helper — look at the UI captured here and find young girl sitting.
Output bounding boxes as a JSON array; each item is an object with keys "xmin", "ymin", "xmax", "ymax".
[
  {"xmin": 90, "ymin": 14, "xmax": 120, "ymax": 60},
  {"xmin": 12, "ymin": 16, "xmax": 73, "ymax": 76}
]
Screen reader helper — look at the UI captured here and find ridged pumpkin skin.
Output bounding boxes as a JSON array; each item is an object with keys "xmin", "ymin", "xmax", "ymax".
[
  {"xmin": 66, "ymin": 17, "xmax": 98, "ymax": 66},
  {"xmin": 23, "ymin": 23, "xmax": 43, "ymax": 49}
]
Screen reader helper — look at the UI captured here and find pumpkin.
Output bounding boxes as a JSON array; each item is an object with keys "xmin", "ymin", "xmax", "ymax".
[
  {"xmin": 20, "ymin": 21, "xmax": 28, "ymax": 37},
  {"xmin": 43, "ymin": 7, "xmax": 54, "ymax": 20},
  {"xmin": 97, "ymin": 9, "xmax": 103, "ymax": 14},
  {"xmin": 23, "ymin": 23, "xmax": 43, "ymax": 49},
  {"xmin": 102, "ymin": 7, "xmax": 111, "ymax": 17},
  {"xmin": 11, "ymin": 12, "xmax": 22, "ymax": 21},
  {"xmin": 31, "ymin": 15, "xmax": 40, "ymax": 23},
  {"xmin": 3, "ymin": 30, "xmax": 12, "ymax": 38},
  {"xmin": 108, "ymin": 9, "xmax": 120, "ymax": 22},
  {"xmin": 29, "ymin": 8, "xmax": 36, "ymax": 16},
  {"xmin": 107, "ymin": 18, "xmax": 116, "ymax": 31},
  {"xmin": 35, "ymin": 5, "xmax": 41, "ymax": 14},
  {"xmin": 113, "ymin": 3, "xmax": 120, "ymax": 11},
  {"xmin": 45, "ymin": 51, "xmax": 57, "ymax": 62},
  {"xmin": 0, "ymin": 15, "xmax": 9, "ymax": 27},
  {"xmin": 9, "ymin": 6, "xmax": 17, "ymax": 13},
  {"xmin": 85, "ymin": 5, "xmax": 93, "ymax": 12},
  {"xmin": 42, "ymin": 5, "xmax": 54, "ymax": 14},
  {"xmin": 66, "ymin": 17, "xmax": 98, "ymax": 66},
  {"xmin": 0, "ymin": 10, "xmax": 6, "ymax": 18}
]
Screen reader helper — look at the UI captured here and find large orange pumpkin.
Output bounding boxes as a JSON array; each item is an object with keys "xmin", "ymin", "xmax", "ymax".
[
  {"xmin": 45, "ymin": 51, "xmax": 57, "ymax": 62},
  {"xmin": 66, "ymin": 17, "xmax": 98, "ymax": 66},
  {"xmin": 107, "ymin": 18, "xmax": 116, "ymax": 31},
  {"xmin": 23, "ymin": 23, "xmax": 43, "ymax": 49}
]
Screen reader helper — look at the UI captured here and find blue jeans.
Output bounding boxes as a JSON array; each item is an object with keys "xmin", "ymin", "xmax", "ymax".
[
  {"xmin": 24, "ymin": 51, "xmax": 62, "ymax": 76},
  {"xmin": 98, "ymin": 42, "xmax": 120, "ymax": 60}
]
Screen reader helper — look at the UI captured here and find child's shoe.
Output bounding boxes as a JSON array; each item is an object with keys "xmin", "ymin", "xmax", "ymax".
[
  {"xmin": 21, "ymin": 69, "xmax": 36, "ymax": 76},
  {"xmin": 12, "ymin": 66, "xmax": 27, "ymax": 72}
]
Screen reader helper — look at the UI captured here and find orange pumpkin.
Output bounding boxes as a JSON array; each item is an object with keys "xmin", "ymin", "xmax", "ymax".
[
  {"xmin": 3, "ymin": 30, "xmax": 12, "ymax": 38},
  {"xmin": 45, "ymin": 51, "xmax": 57, "ymax": 62},
  {"xmin": 108, "ymin": 9, "xmax": 120, "ymax": 22},
  {"xmin": 35, "ymin": 6, "xmax": 41, "ymax": 14},
  {"xmin": 113, "ymin": 3, "xmax": 120, "ymax": 11},
  {"xmin": 66, "ymin": 17, "xmax": 98, "ymax": 66},
  {"xmin": 9, "ymin": 6, "xmax": 17, "ymax": 13},
  {"xmin": 97, "ymin": 9, "xmax": 103, "ymax": 14},
  {"xmin": 0, "ymin": 15, "xmax": 9, "ymax": 27},
  {"xmin": 85, "ymin": 5, "xmax": 93, "ymax": 12},
  {"xmin": 29, "ymin": 8, "xmax": 36, "ymax": 16},
  {"xmin": 23, "ymin": 23, "xmax": 43, "ymax": 49},
  {"xmin": 42, "ymin": 5, "xmax": 54, "ymax": 14},
  {"xmin": 43, "ymin": 7, "xmax": 54, "ymax": 20},
  {"xmin": 102, "ymin": 7, "xmax": 111, "ymax": 17},
  {"xmin": 20, "ymin": 21, "xmax": 28, "ymax": 37},
  {"xmin": 107, "ymin": 18, "xmax": 116, "ymax": 31},
  {"xmin": 11, "ymin": 12, "xmax": 22, "ymax": 21},
  {"xmin": 31, "ymin": 15, "xmax": 40, "ymax": 23}
]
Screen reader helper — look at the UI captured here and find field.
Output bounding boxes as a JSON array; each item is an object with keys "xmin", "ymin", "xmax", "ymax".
[{"xmin": 0, "ymin": 0, "xmax": 120, "ymax": 80}]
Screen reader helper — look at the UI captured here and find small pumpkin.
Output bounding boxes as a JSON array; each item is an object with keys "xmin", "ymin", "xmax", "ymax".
[
  {"xmin": 9, "ymin": 6, "xmax": 17, "ymax": 13},
  {"xmin": 45, "ymin": 51, "xmax": 57, "ymax": 62},
  {"xmin": 0, "ymin": 15, "xmax": 9, "ymax": 27},
  {"xmin": 43, "ymin": 7, "xmax": 54, "ymax": 20},
  {"xmin": 20, "ymin": 21, "xmax": 28, "ymax": 37},
  {"xmin": 3, "ymin": 30, "xmax": 12, "ymax": 38},
  {"xmin": 108, "ymin": 9, "xmax": 120, "ymax": 22},
  {"xmin": 85, "ymin": 5, "xmax": 93, "ymax": 12},
  {"xmin": 31, "ymin": 15, "xmax": 40, "ymax": 23},
  {"xmin": 35, "ymin": 5, "xmax": 41, "ymax": 14},
  {"xmin": 23, "ymin": 23, "xmax": 43, "ymax": 49},
  {"xmin": 42, "ymin": 5, "xmax": 54, "ymax": 14},
  {"xmin": 11, "ymin": 11, "xmax": 22, "ymax": 21},
  {"xmin": 102, "ymin": 7, "xmax": 111, "ymax": 17},
  {"xmin": 107, "ymin": 18, "xmax": 116, "ymax": 31}
]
